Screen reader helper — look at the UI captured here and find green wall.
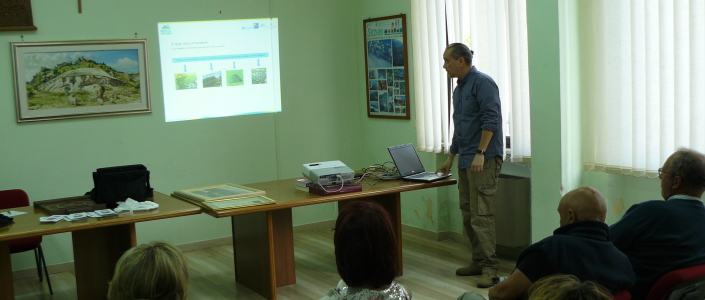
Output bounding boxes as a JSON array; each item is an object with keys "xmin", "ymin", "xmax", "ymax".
[
  {"xmin": 356, "ymin": 0, "xmax": 455, "ymax": 234},
  {"xmin": 1, "ymin": 0, "xmax": 665, "ymax": 273},
  {"xmin": 1, "ymin": 0, "xmax": 362, "ymax": 271}
]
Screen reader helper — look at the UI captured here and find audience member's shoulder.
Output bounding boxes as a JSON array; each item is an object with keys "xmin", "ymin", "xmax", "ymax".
[{"xmin": 628, "ymin": 199, "xmax": 669, "ymax": 210}]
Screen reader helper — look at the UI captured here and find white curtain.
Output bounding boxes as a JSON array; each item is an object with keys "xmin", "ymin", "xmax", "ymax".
[
  {"xmin": 411, "ymin": 0, "xmax": 449, "ymax": 153},
  {"xmin": 411, "ymin": 0, "xmax": 531, "ymax": 162},
  {"xmin": 581, "ymin": 0, "xmax": 705, "ymax": 178}
]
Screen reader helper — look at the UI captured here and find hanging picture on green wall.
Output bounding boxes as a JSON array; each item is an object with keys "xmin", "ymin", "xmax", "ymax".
[
  {"xmin": 11, "ymin": 39, "xmax": 152, "ymax": 122},
  {"xmin": 364, "ymin": 14, "xmax": 410, "ymax": 120},
  {"xmin": 0, "ymin": 0, "xmax": 37, "ymax": 31}
]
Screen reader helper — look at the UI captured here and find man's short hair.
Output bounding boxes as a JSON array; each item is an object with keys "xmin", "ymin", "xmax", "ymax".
[
  {"xmin": 670, "ymin": 148, "xmax": 705, "ymax": 190},
  {"xmin": 446, "ymin": 43, "xmax": 474, "ymax": 65},
  {"xmin": 334, "ymin": 201, "xmax": 397, "ymax": 288}
]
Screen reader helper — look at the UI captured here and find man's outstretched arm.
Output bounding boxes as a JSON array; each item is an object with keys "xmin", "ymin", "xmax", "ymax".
[{"xmin": 488, "ymin": 269, "xmax": 532, "ymax": 300}]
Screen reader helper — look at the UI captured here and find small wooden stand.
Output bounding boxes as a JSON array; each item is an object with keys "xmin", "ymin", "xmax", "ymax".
[{"xmin": 34, "ymin": 195, "xmax": 106, "ymax": 215}]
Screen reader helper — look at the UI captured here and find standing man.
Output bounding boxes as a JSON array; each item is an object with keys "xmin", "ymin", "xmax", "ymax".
[
  {"xmin": 610, "ymin": 148, "xmax": 705, "ymax": 300},
  {"xmin": 437, "ymin": 43, "xmax": 504, "ymax": 288}
]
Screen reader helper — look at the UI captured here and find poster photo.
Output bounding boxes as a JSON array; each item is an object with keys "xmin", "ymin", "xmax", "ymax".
[{"xmin": 364, "ymin": 14, "xmax": 410, "ymax": 119}]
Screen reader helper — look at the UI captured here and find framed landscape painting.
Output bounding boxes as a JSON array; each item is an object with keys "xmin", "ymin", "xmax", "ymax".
[{"xmin": 11, "ymin": 39, "xmax": 151, "ymax": 122}]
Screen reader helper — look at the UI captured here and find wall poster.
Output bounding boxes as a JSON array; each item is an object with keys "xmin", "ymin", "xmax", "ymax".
[{"xmin": 364, "ymin": 14, "xmax": 410, "ymax": 120}]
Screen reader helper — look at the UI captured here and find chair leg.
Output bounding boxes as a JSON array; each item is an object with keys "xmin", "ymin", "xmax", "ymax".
[
  {"xmin": 33, "ymin": 248, "xmax": 42, "ymax": 281},
  {"xmin": 37, "ymin": 246, "xmax": 53, "ymax": 295}
]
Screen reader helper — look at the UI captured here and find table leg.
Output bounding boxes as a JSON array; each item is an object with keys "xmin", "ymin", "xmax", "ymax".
[
  {"xmin": 232, "ymin": 212, "xmax": 277, "ymax": 300},
  {"xmin": 338, "ymin": 192, "xmax": 403, "ymax": 276},
  {"xmin": 271, "ymin": 209, "xmax": 295, "ymax": 286},
  {"xmin": 0, "ymin": 241, "xmax": 14, "ymax": 299},
  {"xmin": 72, "ymin": 223, "xmax": 136, "ymax": 300}
]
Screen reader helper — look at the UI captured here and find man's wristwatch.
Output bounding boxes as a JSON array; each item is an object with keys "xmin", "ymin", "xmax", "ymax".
[{"xmin": 476, "ymin": 149, "xmax": 486, "ymax": 155}]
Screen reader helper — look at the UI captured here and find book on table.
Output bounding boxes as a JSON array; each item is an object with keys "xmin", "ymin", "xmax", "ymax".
[{"xmin": 171, "ymin": 183, "xmax": 275, "ymax": 211}]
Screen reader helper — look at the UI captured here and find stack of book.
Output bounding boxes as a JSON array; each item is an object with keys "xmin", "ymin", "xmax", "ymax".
[
  {"xmin": 294, "ymin": 179, "xmax": 313, "ymax": 192},
  {"xmin": 172, "ymin": 183, "xmax": 275, "ymax": 211},
  {"xmin": 309, "ymin": 183, "xmax": 362, "ymax": 196}
]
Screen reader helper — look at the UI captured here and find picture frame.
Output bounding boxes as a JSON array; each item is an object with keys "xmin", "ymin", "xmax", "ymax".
[
  {"xmin": 0, "ymin": 0, "xmax": 37, "ymax": 31},
  {"xmin": 11, "ymin": 39, "xmax": 152, "ymax": 122},
  {"xmin": 363, "ymin": 14, "xmax": 410, "ymax": 120},
  {"xmin": 172, "ymin": 183, "xmax": 265, "ymax": 202}
]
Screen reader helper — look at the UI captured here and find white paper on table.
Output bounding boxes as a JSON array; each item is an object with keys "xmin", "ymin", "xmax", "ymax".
[
  {"xmin": 113, "ymin": 198, "xmax": 159, "ymax": 213},
  {"xmin": 1, "ymin": 211, "xmax": 27, "ymax": 217}
]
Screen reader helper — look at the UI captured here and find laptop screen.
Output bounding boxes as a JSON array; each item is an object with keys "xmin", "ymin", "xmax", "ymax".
[{"xmin": 388, "ymin": 143, "xmax": 426, "ymax": 176}]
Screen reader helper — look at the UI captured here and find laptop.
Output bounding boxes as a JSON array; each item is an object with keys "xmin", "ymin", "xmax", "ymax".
[{"xmin": 388, "ymin": 143, "xmax": 451, "ymax": 182}]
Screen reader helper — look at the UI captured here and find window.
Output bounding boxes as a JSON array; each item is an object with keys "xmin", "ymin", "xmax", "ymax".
[
  {"xmin": 410, "ymin": 0, "xmax": 531, "ymax": 162},
  {"xmin": 580, "ymin": 0, "xmax": 705, "ymax": 178}
]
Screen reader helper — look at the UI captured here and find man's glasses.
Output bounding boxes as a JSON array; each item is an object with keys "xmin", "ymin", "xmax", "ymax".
[{"xmin": 658, "ymin": 168, "xmax": 671, "ymax": 178}]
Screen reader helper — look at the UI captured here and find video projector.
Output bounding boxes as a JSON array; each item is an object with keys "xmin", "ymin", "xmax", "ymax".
[{"xmin": 302, "ymin": 160, "xmax": 354, "ymax": 186}]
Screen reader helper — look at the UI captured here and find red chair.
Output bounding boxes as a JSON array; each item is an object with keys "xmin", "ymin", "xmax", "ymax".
[
  {"xmin": 644, "ymin": 264, "xmax": 705, "ymax": 300},
  {"xmin": 613, "ymin": 289, "xmax": 632, "ymax": 300},
  {"xmin": 0, "ymin": 189, "xmax": 53, "ymax": 295}
]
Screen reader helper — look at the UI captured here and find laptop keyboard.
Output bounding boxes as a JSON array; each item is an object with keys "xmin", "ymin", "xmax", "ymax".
[{"xmin": 407, "ymin": 172, "xmax": 437, "ymax": 179}]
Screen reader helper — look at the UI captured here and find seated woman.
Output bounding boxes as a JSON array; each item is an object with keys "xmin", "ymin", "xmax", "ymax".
[
  {"xmin": 527, "ymin": 274, "xmax": 612, "ymax": 300},
  {"xmin": 321, "ymin": 201, "xmax": 411, "ymax": 300},
  {"xmin": 108, "ymin": 241, "xmax": 189, "ymax": 300}
]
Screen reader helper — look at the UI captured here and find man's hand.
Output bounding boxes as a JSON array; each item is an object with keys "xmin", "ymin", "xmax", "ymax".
[
  {"xmin": 488, "ymin": 269, "xmax": 532, "ymax": 300},
  {"xmin": 471, "ymin": 154, "xmax": 485, "ymax": 173},
  {"xmin": 437, "ymin": 158, "xmax": 454, "ymax": 175}
]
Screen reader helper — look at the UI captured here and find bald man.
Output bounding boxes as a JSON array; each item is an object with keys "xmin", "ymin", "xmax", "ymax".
[{"xmin": 487, "ymin": 187, "xmax": 634, "ymax": 300}]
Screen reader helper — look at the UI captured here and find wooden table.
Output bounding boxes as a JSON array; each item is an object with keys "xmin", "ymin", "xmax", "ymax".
[
  {"xmin": 202, "ymin": 177, "xmax": 457, "ymax": 300},
  {"xmin": 0, "ymin": 192, "xmax": 201, "ymax": 300}
]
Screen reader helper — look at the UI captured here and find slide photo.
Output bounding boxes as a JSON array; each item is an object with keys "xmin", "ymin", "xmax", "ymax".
[
  {"xmin": 174, "ymin": 73, "xmax": 197, "ymax": 90},
  {"xmin": 226, "ymin": 70, "xmax": 245, "ymax": 86},
  {"xmin": 202, "ymin": 71, "xmax": 222, "ymax": 88},
  {"xmin": 251, "ymin": 68, "xmax": 267, "ymax": 84}
]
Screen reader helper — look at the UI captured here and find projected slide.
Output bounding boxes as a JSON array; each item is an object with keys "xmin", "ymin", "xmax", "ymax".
[{"xmin": 158, "ymin": 18, "xmax": 281, "ymax": 122}]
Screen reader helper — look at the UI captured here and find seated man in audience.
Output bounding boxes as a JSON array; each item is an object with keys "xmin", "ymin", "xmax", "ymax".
[
  {"xmin": 610, "ymin": 148, "xmax": 705, "ymax": 300},
  {"xmin": 487, "ymin": 187, "xmax": 634, "ymax": 300}
]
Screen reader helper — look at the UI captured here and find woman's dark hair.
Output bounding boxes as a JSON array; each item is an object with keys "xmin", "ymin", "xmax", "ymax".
[{"xmin": 334, "ymin": 201, "xmax": 397, "ymax": 288}]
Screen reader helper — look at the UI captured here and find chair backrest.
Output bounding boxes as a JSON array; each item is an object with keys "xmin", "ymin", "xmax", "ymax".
[
  {"xmin": 0, "ymin": 189, "xmax": 30, "ymax": 209},
  {"xmin": 613, "ymin": 289, "xmax": 632, "ymax": 300},
  {"xmin": 645, "ymin": 264, "xmax": 705, "ymax": 300}
]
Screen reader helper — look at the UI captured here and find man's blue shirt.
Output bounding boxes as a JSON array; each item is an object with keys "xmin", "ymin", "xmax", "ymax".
[{"xmin": 450, "ymin": 66, "xmax": 504, "ymax": 169}]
